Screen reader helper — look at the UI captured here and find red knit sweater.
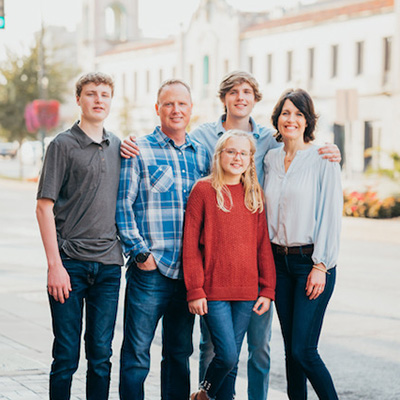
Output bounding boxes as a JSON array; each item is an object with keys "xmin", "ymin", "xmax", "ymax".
[{"xmin": 183, "ymin": 180, "xmax": 276, "ymax": 302}]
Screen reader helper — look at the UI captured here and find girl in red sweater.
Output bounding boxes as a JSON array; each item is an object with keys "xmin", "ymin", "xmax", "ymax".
[{"xmin": 183, "ymin": 130, "xmax": 276, "ymax": 400}]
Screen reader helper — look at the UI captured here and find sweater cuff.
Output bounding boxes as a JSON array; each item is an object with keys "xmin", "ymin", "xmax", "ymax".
[
  {"xmin": 259, "ymin": 288, "xmax": 275, "ymax": 302},
  {"xmin": 187, "ymin": 287, "xmax": 207, "ymax": 302}
]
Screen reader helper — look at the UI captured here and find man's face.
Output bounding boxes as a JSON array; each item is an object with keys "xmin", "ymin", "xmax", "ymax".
[
  {"xmin": 155, "ymin": 83, "xmax": 193, "ymax": 137},
  {"xmin": 76, "ymin": 83, "xmax": 112, "ymax": 123},
  {"xmin": 223, "ymin": 82, "xmax": 256, "ymax": 119}
]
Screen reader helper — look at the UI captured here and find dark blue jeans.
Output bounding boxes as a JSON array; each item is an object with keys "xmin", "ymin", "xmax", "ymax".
[
  {"xmin": 48, "ymin": 257, "xmax": 121, "ymax": 400},
  {"xmin": 119, "ymin": 265, "xmax": 194, "ymax": 400},
  {"xmin": 199, "ymin": 300, "xmax": 273, "ymax": 400},
  {"xmin": 274, "ymin": 252, "xmax": 338, "ymax": 400},
  {"xmin": 202, "ymin": 300, "xmax": 254, "ymax": 400}
]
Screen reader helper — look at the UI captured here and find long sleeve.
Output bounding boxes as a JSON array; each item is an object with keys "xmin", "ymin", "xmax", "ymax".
[
  {"xmin": 264, "ymin": 145, "xmax": 343, "ymax": 270},
  {"xmin": 312, "ymin": 160, "xmax": 343, "ymax": 269},
  {"xmin": 116, "ymin": 157, "xmax": 149, "ymax": 259},
  {"xmin": 182, "ymin": 182, "xmax": 206, "ymax": 301},
  {"xmin": 256, "ymin": 210, "xmax": 276, "ymax": 301}
]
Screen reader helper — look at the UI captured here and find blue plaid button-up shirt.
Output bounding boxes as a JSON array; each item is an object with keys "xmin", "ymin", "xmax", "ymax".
[{"xmin": 116, "ymin": 126, "xmax": 209, "ymax": 279}]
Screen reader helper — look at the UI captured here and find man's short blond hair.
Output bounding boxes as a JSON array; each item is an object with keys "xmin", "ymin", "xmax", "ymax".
[{"xmin": 157, "ymin": 79, "xmax": 192, "ymax": 104}]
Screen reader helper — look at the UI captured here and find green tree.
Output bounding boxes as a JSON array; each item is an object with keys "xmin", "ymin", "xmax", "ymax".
[{"xmin": 0, "ymin": 29, "xmax": 78, "ymax": 144}]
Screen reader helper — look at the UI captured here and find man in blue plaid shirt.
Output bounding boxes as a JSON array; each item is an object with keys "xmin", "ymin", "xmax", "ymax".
[{"xmin": 116, "ymin": 79, "xmax": 209, "ymax": 400}]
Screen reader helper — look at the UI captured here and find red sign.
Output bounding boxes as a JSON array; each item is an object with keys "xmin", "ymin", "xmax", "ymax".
[{"xmin": 24, "ymin": 100, "xmax": 60, "ymax": 132}]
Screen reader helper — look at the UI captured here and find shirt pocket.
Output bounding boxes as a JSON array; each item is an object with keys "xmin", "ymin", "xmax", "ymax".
[{"xmin": 148, "ymin": 165, "xmax": 175, "ymax": 193}]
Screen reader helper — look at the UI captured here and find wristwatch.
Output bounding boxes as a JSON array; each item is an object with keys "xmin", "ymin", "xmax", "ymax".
[{"xmin": 135, "ymin": 252, "xmax": 151, "ymax": 264}]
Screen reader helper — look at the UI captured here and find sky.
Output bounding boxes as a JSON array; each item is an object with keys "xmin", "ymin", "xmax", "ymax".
[{"xmin": 0, "ymin": 0, "xmax": 309, "ymax": 60}]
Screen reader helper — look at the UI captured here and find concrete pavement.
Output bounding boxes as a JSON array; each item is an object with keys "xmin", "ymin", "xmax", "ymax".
[
  {"xmin": 0, "ymin": 178, "xmax": 287, "ymax": 399},
  {"xmin": 1, "ymin": 177, "xmax": 400, "ymax": 399}
]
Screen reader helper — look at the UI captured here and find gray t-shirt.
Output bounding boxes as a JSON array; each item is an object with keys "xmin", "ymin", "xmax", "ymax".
[{"xmin": 37, "ymin": 122, "xmax": 123, "ymax": 265}]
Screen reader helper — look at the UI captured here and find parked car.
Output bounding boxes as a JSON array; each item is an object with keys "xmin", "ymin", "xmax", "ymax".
[{"xmin": 0, "ymin": 142, "xmax": 19, "ymax": 159}]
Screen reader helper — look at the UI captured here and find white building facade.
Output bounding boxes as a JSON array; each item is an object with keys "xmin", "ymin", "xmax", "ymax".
[{"xmin": 81, "ymin": 0, "xmax": 400, "ymax": 176}]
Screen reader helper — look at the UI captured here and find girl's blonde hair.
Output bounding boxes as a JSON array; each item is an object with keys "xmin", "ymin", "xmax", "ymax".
[{"xmin": 209, "ymin": 130, "xmax": 264, "ymax": 213}]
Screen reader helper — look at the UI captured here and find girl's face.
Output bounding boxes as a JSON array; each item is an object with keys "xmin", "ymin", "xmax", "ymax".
[
  {"xmin": 219, "ymin": 136, "xmax": 252, "ymax": 184},
  {"xmin": 277, "ymin": 99, "xmax": 307, "ymax": 144}
]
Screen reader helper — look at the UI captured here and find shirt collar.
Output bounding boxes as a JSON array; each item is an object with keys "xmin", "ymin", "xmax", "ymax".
[
  {"xmin": 216, "ymin": 114, "xmax": 260, "ymax": 140},
  {"xmin": 153, "ymin": 126, "xmax": 197, "ymax": 151},
  {"xmin": 71, "ymin": 121, "xmax": 110, "ymax": 148}
]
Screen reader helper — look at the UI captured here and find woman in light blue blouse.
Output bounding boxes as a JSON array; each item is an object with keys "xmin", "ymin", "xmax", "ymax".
[{"xmin": 263, "ymin": 89, "xmax": 342, "ymax": 400}]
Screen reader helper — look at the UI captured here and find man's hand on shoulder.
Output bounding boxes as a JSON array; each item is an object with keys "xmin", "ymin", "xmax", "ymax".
[
  {"xmin": 318, "ymin": 143, "xmax": 341, "ymax": 163},
  {"xmin": 120, "ymin": 134, "xmax": 140, "ymax": 159}
]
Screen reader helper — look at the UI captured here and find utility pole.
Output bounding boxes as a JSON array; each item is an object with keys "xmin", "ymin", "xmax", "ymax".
[{"xmin": 37, "ymin": 16, "xmax": 48, "ymax": 161}]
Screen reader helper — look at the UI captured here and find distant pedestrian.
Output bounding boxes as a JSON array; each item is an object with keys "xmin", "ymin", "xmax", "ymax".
[
  {"xmin": 36, "ymin": 72, "xmax": 123, "ymax": 400},
  {"xmin": 264, "ymin": 88, "xmax": 342, "ymax": 400},
  {"xmin": 183, "ymin": 130, "xmax": 276, "ymax": 400}
]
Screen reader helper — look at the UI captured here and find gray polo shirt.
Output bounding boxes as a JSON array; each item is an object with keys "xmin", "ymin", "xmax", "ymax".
[{"xmin": 37, "ymin": 122, "xmax": 123, "ymax": 265}]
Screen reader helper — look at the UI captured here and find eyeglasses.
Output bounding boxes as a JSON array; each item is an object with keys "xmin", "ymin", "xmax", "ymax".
[{"xmin": 220, "ymin": 148, "xmax": 251, "ymax": 158}]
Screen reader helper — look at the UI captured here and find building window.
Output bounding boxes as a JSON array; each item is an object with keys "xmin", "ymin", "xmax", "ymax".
[
  {"xmin": 159, "ymin": 69, "xmax": 163, "ymax": 85},
  {"xmin": 356, "ymin": 41, "xmax": 364, "ymax": 76},
  {"xmin": 224, "ymin": 59, "xmax": 229, "ymax": 75},
  {"xmin": 133, "ymin": 71, "xmax": 137, "ymax": 103},
  {"xmin": 266, "ymin": 53, "xmax": 272, "ymax": 84},
  {"xmin": 189, "ymin": 64, "xmax": 194, "ymax": 88},
  {"xmin": 146, "ymin": 70, "xmax": 150, "ymax": 94},
  {"xmin": 287, "ymin": 51, "xmax": 293, "ymax": 82},
  {"xmin": 121, "ymin": 72, "xmax": 126, "ymax": 98},
  {"xmin": 383, "ymin": 36, "xmax": 392, "ymax": 85},
  {"xmin": 203, "ymin": 55, "xmax": 209, "ymax": 85},
  {"xmin": 248, "ymin": 56, "xmax": 254, "ymax": 74},
  {"xmin": 331, "ymin": 45, "xmax": 338, "ymax": 78},
  {"xmin": 308, "ymin": 48, "xmax": 315, "ymax": 80}
]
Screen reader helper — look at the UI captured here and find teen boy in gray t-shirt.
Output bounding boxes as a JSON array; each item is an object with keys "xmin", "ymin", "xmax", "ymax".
[{"xmin": 36, "ymin": 72, "xmax": 122, "ymax": 400}]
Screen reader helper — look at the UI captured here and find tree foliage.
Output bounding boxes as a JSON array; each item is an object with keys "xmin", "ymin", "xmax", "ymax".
[{"xmin": 0, "ymin": 29, "xmax": 79, "ymax": 143}]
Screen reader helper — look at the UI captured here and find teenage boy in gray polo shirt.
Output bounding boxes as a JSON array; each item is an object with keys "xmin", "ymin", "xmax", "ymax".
[{"xmin": 36, "ymin": 72, "xmax": 123, "ymax": 400}]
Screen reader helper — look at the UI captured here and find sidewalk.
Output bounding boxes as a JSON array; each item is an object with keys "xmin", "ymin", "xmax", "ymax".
[
  {"xmin": 2, "ymin": 178, "xmax": 400, "ymax": 399},
  {"xmin": 0, "ymin": 178, "xmax": 287, "ymax": 399},
  {"xmin": 0, "ymin": 283, "xmax": 287, "ymax": 400}
]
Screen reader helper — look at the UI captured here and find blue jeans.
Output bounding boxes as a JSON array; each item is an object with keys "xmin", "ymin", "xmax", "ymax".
[
  {"xmin": 199, "ymin": 301, "xmax": 273, "ymax": 400},
  {"xmin": 202, "ymin": 301, "xmax": 254, "ymax": 400},
  {"xmin": 274, "ymin": 252, "xmax": 338, "ymax": 400},
  {"xmin": 48, "ymin": 257, "xmax": 121, "ymax": 400},
  {"xmin": 119, "ymin": 265, "xmax": 194, "ymax": 400}
]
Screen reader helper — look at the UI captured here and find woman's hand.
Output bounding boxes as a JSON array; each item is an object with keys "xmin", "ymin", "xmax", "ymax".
[
  {"xmin": 188, "ymin": 298, "xmax": 208, "ymax": 315},
  {"xmin": 306, "ymin": 263, "xmax": 327, "ymax": 300},
  {"xmin": 120, "ymin": 134, "xmax": 140, "ymax": 158},
  {"xmin": 253, "ymin": 296, "xmax": 271, "ymax": 316}
]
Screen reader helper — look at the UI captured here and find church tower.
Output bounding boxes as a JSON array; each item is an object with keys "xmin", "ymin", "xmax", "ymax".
[{"xmin": 79, "ymin": 0, "xmax": 140, "ymax": 70}]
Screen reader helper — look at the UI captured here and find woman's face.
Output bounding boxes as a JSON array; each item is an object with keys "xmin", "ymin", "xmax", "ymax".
[
  {"xmin": 219, "ymin": 136, "xmax": 251, "ymax": 184},
  {"xmin": 277, "ymin": 99, "xmax": 307, "ymax": 143}
]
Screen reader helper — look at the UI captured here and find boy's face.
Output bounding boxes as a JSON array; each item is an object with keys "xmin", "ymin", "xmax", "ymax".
[
  {"xmin": 76, "ymin": 83, "xmax": 112, "ymax": 124},
  {"xmin": 223, "ymin": 82, "xmax": 256, "ymax": 119}
]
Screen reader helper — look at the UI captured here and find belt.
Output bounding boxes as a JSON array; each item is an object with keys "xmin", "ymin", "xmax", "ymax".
[{"xmin": 271, "ymin": 243, "xmax": 314, "ymax": 255}]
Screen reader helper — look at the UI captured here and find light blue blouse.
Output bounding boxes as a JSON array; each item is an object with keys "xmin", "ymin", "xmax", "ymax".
[{"xmin": 263, "ymin": 145, "xmax": 343, "ymax": 269}]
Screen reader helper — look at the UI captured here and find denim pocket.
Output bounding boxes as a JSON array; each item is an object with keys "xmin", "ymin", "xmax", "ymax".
[{"xmin": 148, "ymin": 165, "xmax": 174, "ymax": 193}]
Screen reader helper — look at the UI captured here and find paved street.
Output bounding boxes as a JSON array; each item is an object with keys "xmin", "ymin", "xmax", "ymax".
[{"xmin": 0, "ymin": 177, "xmax": 399, "ymax": 399}]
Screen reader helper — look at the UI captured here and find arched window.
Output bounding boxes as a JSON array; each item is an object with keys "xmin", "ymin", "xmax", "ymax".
[{"xmin": 105, "ymin": 3, "xmax": 127, "ymax": 41}]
